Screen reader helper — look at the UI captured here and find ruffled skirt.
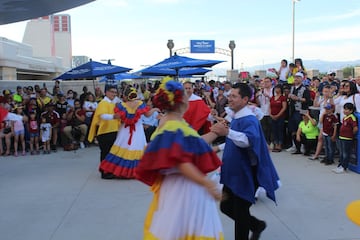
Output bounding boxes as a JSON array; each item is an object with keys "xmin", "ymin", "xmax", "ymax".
[
  {"xmin": 144, "ymin": 174, "xmax": 224, "ymax": 240},
  {"xmin": 100, "ymin": 121, "xmax": 146, "ymax": 178}
]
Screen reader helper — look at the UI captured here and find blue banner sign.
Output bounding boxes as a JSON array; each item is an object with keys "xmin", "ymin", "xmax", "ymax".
[{"xmin": 190, "ymin": 40, "xmax": 215, "ymax": 53}]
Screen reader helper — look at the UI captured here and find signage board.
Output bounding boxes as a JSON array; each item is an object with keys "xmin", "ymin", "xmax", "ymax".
[{"xmin": 190, "ymin": 40, "xmax": 215, "ymax": 53}]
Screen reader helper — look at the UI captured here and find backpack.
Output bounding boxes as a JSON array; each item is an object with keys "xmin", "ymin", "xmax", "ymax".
[{"xmin": 63, "ymin": 142, "xmax": 79, "ymax": 151}]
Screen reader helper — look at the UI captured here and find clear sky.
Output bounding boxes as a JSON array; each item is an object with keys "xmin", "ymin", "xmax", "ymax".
[{"xmin": 0, "ymin": 0, "xmax": 360, "ymax": 72}]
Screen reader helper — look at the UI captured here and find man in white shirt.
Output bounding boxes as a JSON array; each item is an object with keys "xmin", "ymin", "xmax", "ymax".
[{"xmin": 255, "ymin": 77, "xmax": 273, "ymax": 145}]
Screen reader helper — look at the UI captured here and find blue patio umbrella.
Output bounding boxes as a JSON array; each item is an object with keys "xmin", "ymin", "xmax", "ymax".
[
  {"xmin": 145, "ymin": 53, "xmax": 224, "ymax": 80},
  {"xmin": 136, "ymin": 66, "xmax": 211, "ymax": 77},
  {"xmin": 99, "ymin": 72, "xmax": 143, "ymax": 83},
  {"xmin": 53, "ymin": 59, "xmax": 132, "ymax": 80},
  {"xmin": 54, "ymin": 59, "xmax": 132, "ymax": 92}
]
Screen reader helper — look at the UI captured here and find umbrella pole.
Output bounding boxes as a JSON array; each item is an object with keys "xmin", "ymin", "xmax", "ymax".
[
  {"xmin": 175, "ymin": 69, "xmax": 179, "ymax": 81},
  {"xmin": 92, "ymin": 78, "xmax": 96, "ymax": 93}
]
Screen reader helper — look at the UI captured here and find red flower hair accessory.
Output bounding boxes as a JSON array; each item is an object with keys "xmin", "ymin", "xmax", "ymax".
[{"xmin": 153, "ymin": 78, "xmax": 184, "ymax": 111}]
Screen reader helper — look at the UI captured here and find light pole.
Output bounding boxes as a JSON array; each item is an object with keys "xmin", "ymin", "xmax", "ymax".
[
  {"xmin": 100, "ymin": 59, "xmax": 116, "ymax": 84},
  {"xmin": 292, "ymin": 0, "xmax": 300, "ymax": 63},
  {"xmin": 167, "ymin": 39, "xmax": 174, "ymax": 57},
  {"xmin": 229, "ymin": 40, "xmax": 236, "ymax": 70}
]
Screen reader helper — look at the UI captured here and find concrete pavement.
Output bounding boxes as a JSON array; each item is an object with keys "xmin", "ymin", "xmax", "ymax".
[{"xmin": 0, "ymin": 146, "xmax": 360, "ymax": 240}]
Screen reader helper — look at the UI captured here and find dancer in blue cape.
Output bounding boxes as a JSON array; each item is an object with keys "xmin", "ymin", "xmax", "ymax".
[{"xmin": 214, "ymin": 82, "xmax": 281, "ymax": 240}]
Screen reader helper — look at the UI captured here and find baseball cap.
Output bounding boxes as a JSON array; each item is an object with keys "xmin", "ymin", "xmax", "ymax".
[
  {"xmin": 324, "ymin": 103, "xmax": 334, "ymax": 110},
  {"xmin": 3, "ymin": 89, "xmax": 13, "ymax": 95},
  {"xmin": 295, "ymin": 72, "xmax": 304, "ymax": 78},
  {"xmin": 327, "ymin": 70, "xmax": 336, "ymax": 76}
]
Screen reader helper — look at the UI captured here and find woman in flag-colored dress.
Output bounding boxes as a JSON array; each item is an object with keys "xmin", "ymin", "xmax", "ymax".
[
  {"xmin": 135, "ymin": 79, "xmax": 227, "ymax": 240},
  {"xmin": 99, "ymin": 86, "xmax": 159, "ymax": 179}
]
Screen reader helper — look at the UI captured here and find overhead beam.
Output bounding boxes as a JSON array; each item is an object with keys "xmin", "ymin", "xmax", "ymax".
[{"xmin": 0, "ymin": 0, "xmax": 95, "ymax": 25}]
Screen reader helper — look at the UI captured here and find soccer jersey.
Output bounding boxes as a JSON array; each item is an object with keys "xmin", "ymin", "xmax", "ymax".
[
  {"xmin": 322, "ymin": 113, "xmax": 338, "ymax": 136},
  {"xmin": 339, "ymin": 114, "xmax": 357, "ymax": 140}
]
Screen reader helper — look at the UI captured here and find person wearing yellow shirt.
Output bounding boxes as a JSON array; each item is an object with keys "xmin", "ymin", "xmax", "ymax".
[
  {"xmin": 88, "ymin": 85, "xmax": 120, "ymax": 179},
  {"xmin": 36, "ymin": 88, "xmax": 52, "ymax": 111}
]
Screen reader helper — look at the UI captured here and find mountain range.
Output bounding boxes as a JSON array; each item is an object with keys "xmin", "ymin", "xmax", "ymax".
[{"xmin": 211, "ymin": 59, "xmax": 360, "ymax": 76}]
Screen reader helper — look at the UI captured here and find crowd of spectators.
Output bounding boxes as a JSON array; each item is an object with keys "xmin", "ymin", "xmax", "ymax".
[
  {"xmin": 0, "ymin": 80, "xmax": 161, "ymax": 156},
  {"xmin": 178, "ymin": 58, "xmax": 360, "ymax": 174},
  {"xmin": 250, "ymin": 58, "xmax": 360, "ymax": 174},
  {"xmin": 1, "ymin": 58, "xmax": 359, "ymax": 174}
]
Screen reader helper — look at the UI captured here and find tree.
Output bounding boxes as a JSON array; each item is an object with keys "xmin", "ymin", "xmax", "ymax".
[{"xmin": 343, "ymin": 66, "xmax": 354, "ymax": 79}]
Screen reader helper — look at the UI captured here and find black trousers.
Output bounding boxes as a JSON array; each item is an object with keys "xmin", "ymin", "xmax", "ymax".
[
  {"xmin": 294, "ymin": 134, "xmax": 318, "ymax": 154},
  {"xmin": 144, "ymin": 126, "xmax": 157, "ymax": 143},
  {"xmin": 97, "ymin": 132, "xmax": 117, "ymax": 163},
  {"xmin": 260, "ymin": 116, "xmax": 272, "ymax": 145},
  {"xmin": 220, "ymin": 186, "xmax": 263, "ymax": 240}
]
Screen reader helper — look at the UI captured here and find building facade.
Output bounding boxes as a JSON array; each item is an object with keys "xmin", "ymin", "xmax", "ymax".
[
  {"xmin": 0, "ymin": 14, "xmax": 73, "ymax": 81},
  {"xmin": 23, "ymin": 15, "xmax": 72, "ymax": 69}
]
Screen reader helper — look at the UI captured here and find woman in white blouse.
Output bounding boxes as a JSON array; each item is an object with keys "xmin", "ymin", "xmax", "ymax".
[
  {"xmin": 333, "ymin": 80, "xmax": 360, "ymax": 123},
  {"xmin": 83, "ymin": 93, "xmax": 98, "ymax": 126}
]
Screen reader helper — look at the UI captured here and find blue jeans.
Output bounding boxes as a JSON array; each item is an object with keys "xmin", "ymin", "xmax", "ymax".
[
  {"xmin": 271, "ymin": 118, "xmax": 284, "ymax": 145},
  {"xmin": 323, "ymin": 135, "xmax": 335, "ymax": 162},
  {"xmin": 339, "ymin": 139, "xmax": 353, "ymax": 169},
  {"xmin": 288, "ymin": 111, "xmax": 302, "ymax": 134}
]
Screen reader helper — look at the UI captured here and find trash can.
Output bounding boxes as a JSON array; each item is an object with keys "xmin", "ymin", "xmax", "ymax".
[{"xmin": 349, "ymin": 112, "xmax": 360, "ymax": 174}]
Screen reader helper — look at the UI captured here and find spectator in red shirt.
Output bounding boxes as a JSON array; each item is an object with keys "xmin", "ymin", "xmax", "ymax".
[
  {"xmin": 41, "ymin": 103, "xmax": 60, "ymax": 152},
  {"xmin": 28, "ymin": 111, "xmax": 40, "ymax": 155},
  {"xmin": 269, "ymin": 84, "xmax": 287, "ymax": 152},
  {"xmin": 63, "ymin": 99, "xmax": 87, "ymax": 149},
  {"xmin": 319, "ymin": 103, "xmax": 338, "ymax": 165},
  {"xmin": 0, "ymin": 90, "xmax": 12, "ymax": 105}
]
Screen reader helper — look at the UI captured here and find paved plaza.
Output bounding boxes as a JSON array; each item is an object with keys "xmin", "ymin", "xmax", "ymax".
[{"xmin": 1, "ymin": 146, "xmax": 360, "ymax": 240}]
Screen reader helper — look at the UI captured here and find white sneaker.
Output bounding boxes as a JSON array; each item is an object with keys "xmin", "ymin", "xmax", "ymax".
[
  {"xmin": 80, "ymin": 142, "xmax": 85, "ymax": 149},
  {"xmin": 332, "ymin": 166, "xmax": 344, "ymax": 174},
  {"xmin": 286, "ymin": 146, "xmax": 296, "ymax": 152}
]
